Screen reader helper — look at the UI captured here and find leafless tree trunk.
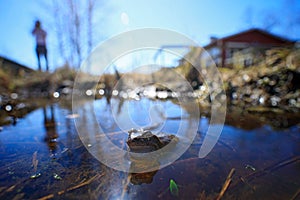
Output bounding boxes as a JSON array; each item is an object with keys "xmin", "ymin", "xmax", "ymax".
[
  {"xmin": 44, "ymin": 0, "xmax": 105, "ymax": 69},
  {"xmin": 87, "ymin": 0, "xmax": 95, "ymax": 56},
  {"xmin": 66, "ymin": 0, "xmax": 82, "ymax": 68},
  {"xmin": 52, "ymin": 1, "xmax": 68, "ymax": 65},
  {"xmin": 241, "ymin": 0, "xmax": 300, "ymax": 37}
]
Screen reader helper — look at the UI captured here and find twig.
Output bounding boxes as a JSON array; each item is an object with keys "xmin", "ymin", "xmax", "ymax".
[
  {"xmin": 5, "ymin": 185, "xmax": 16, "ymax": 193},
  {"xmin": 38, "ymin": 194, "xmax": 54, "ymax": 200},
  {"xmin": 231, "ymin": 155, "xmax": 300, "ymax": 189},
  {"xmin": 0, "ymin": 178, "xmax": 30, "ymax": 198},
  {"xmin": 290, "ymin": 188, "xmax": 300, "ymax": 200},
  {"xmin": 32, "ymin": 151, "xmax": 38, "ymax": 173},
  {"xmin": 216, "ymin": 168, "xmax": 235, "ymax": 200},
  {"xmin": 172, "ymin": 157, "xmax": 199, "ymax": 165},
  {"xmin": 38, "ymin": 173, "xmax": 104, "ymax": 200},
  {"xmin": 217, "ymin": 140, "xmax": 236, "ymax": 152},
  {"xmin": 244, "ymin": 155, "xmax": 300, "ymax": 182},
  {"xmin": 66, "ymin": 173, "xmax": 103, "ymax": 192},
  {"xmin": 239, "ymin": 177, "xmax": 255, "ymax": 192},
  {"xmin": 120, "ymin": 174, "xmax": 131, "ymax": 200}
]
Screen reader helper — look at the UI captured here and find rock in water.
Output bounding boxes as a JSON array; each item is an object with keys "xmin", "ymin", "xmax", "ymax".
[{"xmin": 126, "ymin": 129, "xmax": 178, "ymax": 153}]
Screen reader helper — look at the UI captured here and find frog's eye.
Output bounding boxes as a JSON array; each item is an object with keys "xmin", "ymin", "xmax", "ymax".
[{"xmin": 128, "ymin": 128, "xmax": 138, "ymax": 134}]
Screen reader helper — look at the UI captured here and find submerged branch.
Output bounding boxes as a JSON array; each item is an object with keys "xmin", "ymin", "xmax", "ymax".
[
  {"xmin": 216, "ymin": 168, "xmax": 235, "ymax": 200},
  {"xmin": 38, "ymin": 173, "xmax": 104, "ymax": 200},
  {"xmin": 290, "ymin": 187, "xmax": 300, "ymax": 200},
  {"xmin": 244, "ymin": 155, "xmax": 300, "ymax": 182},
  {"xmin": 231, "ymin": 155, "xmax": 300, "ymax": 189}
]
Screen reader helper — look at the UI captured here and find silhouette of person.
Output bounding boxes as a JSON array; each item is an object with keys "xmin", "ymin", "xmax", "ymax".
[
  {"xmin": 43, "ymin": 105, "xmax": 58, "ymax": 157},
  {"xmin": 32, "ymin": 20, "xmax": 49, "ymax": 71}
]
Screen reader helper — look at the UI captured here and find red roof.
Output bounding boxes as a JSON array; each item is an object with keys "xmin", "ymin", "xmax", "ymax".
[{"xmin": 204, "ymin": 28, "xmax": 294, "ymax": 48}]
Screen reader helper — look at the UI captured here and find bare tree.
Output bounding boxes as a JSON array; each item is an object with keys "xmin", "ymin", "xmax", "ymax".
[
  {"xmin": 241, "ymin": 0, "xmax": 300, "ymax": 39},
  {"xmin": 45, "ymin": 0, "xmax": 105, "ymax": 69},
  {"xmin": 242, "ymin": 6, "xmax": 254, "ymax": 28},
  {"xmin": 87, "ymin": 0, "xmax": 95, "ymax": 55},
  {"xmin": 262, "ymin": 12, "xmax": 279, "ymax": 31}
]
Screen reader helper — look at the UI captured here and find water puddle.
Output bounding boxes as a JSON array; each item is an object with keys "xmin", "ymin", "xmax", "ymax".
[{"xmin": 0, "ymin": 97, "xmax": 299, "ymax": 199}]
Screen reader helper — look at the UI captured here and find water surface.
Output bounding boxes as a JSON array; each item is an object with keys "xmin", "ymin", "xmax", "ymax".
[{"xmin": 0, "ymin": 97, "xmax": 299, "ymax": 199}]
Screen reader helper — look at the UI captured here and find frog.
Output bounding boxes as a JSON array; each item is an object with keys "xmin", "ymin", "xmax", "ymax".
[{"xmin": 126, "ymin": 129, "xmax": 178, "ymax": 153}]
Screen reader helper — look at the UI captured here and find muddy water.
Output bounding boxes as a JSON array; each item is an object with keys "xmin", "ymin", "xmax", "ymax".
[{"xmin": 0, "ymin": 97, "xmax": 299, "ymax": 199}]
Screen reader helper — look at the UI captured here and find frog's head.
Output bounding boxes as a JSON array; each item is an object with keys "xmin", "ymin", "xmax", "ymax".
[{"xmin": 128, "ymin": 128, "xmax": 138, "ymax": 140}]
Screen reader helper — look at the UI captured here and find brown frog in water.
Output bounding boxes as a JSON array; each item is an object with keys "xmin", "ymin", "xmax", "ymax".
[{"xmin": 126, "ymin": 129, "xmax": 178, "ymax": 153}]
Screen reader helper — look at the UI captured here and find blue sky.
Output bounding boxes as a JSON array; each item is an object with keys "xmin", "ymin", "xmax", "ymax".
[{"xmin": 0, "ymin": 0, "xmax": 299, "ymax": 70}]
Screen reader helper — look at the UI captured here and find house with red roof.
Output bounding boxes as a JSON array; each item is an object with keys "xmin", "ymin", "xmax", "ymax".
[{"xmin": 204, "ymin": 28, "xmax": 295, "ymax": 68}]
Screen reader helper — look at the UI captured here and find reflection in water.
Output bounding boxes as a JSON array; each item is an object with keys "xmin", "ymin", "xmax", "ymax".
[
  {"xmin": 0, "ymin": 98, "xmax": 299, "ymax": 199},
  {"xmin": 42, "ymin": 105, "xmax": 58, "ymax": 157},
  {"xmin": 130, "ymin": 170, "xmax": 158, "ymax": 185},
  {"xmin": 127, "ymin": 151, "xmax": 161, "ymax": 185}
]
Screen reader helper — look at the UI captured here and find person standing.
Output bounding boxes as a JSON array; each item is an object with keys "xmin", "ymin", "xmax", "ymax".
[{"xmin": 32, "ymin": 20, "xmax": 48, "ymax": 71}]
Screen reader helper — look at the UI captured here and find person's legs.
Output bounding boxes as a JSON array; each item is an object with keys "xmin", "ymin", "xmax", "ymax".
[
  {"xmin": 36, "ymin": 45, "xmax": 49, "ymax": 71},
  {"xmin": 44, "ymin": 48, "xmax": 49, "ymax": 71},
  {"xmin": 36, "ymin": 47, "xmax": 41, "ymax": 71}
]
